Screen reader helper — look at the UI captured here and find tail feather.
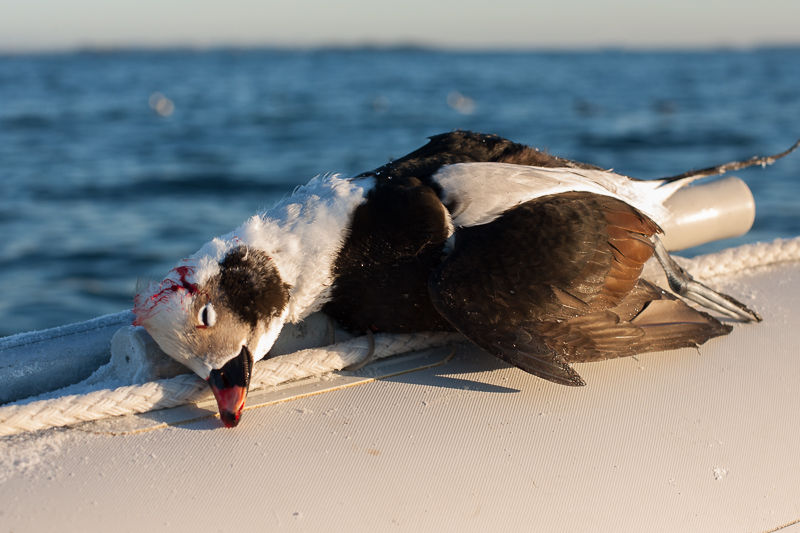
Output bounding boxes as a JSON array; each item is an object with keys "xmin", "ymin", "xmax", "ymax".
[
  {"xmin": 659, "ymin": 138, "xmax": 800, "ymax": 184},
  {"xmin": 627, "ymin": 138, "xmax": 800, "ymax": 213}
]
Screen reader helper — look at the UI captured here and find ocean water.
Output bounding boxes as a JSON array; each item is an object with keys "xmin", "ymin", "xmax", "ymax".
[{"xmin": 1, "ymin": 47, "xmax": 798, "ymax": 336}]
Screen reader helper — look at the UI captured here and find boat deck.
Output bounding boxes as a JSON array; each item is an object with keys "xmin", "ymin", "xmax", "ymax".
[{"xmin": 2, "ymin": 254, "xmax": 799, "ymax": 532}]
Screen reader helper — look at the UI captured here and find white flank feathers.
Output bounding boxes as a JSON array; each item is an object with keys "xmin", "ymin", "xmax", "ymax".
[{"xmin": 433, "ymin": 163, "xmax": 690, "ymax": 228}]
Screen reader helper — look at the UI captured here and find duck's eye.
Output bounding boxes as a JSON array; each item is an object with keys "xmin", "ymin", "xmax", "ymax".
[{"xmin": 198, "ymin": 303, "xmax": 217, "ymax": 328}]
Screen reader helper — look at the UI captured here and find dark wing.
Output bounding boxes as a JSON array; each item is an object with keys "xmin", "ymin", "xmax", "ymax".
[
  {"xmin": 537, "ymin": 279, "xmax": 732, "ymax": 363},
  {"xmin": 428, "ymin": 191, "xmax": 660, "ymax": 386},
  {"xmin": 357, "ymin": 131, "xmax": 604, "ymax": 184}
]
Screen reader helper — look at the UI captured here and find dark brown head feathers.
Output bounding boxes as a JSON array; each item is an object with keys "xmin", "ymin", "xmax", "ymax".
[{"xmin": 219, "ymin": 247, "xmax": 290, "ymax": 327}]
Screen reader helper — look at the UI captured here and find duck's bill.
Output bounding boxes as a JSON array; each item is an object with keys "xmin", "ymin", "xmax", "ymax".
[{"xmin": 207, "ymin": 346, "xmax": 253, "ymax": 428}]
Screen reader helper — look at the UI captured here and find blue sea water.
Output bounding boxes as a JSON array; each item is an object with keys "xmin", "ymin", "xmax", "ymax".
[{"xmin": 1, "ymin": 47, "xmax": 798, "ymax": 336}]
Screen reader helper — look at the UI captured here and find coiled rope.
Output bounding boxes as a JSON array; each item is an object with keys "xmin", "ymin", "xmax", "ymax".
[
  {"xmin": 0, "ymin": 332, "xmax": 460, "ymax": 436},
  {"xmin": 681, "ymin": 236, "xmax": 800, "ymax": 279},
  {"xmin": 1, "ymin": 236, "xmax": 799, "ymax": 437}
]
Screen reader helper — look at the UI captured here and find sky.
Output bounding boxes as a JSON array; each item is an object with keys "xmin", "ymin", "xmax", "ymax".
[{"xmin": 1, "ymin": 0, "xmax": 799, "ymax": 52}]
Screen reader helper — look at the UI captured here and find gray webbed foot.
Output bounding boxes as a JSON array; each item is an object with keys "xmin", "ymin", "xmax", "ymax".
[{"xmin": 654, "ymin": 237, "xmax": 762, "ymax": 322}]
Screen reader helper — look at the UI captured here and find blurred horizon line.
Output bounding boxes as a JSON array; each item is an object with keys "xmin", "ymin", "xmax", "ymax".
[{"xmin": 2, "ymin": 40, "xmax": 800, "ymax": 57}]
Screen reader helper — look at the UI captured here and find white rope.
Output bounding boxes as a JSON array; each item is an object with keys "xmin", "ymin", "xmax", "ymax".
[
  {"xmin": 2, "ymin": 236, "xmax": 799, "ymax": 438},
  {"xmin": 679, "ymin": 236, "xmax": 800, "ymax": 279},
  {"xmin": 0, "ymin": 332, "xmax": 459, "ymax": 437}
]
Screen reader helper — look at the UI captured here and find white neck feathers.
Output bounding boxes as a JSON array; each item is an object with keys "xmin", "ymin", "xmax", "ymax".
[{"xmin": 190, "ymin": 174, "xmax": 375, "ymax": 323}]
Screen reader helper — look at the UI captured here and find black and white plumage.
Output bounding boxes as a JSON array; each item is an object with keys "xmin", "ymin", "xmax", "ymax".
[{"xmin": 134, "ymin": 131, "xmax": 793, "ymax": 427}]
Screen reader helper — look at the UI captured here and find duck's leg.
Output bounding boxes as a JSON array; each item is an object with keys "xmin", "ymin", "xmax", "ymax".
[{"xmin": 653, "ymin": 237, "xmax": 762, "ymax": 322}]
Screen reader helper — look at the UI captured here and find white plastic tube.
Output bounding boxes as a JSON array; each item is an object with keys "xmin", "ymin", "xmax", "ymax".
[
  {"xmin": 0, "ymin": 311, "xmax": 134, "ymax": 404},
  {"xmin": 661, "ymin": 177, "xmax": 755, "ymax": 251}
]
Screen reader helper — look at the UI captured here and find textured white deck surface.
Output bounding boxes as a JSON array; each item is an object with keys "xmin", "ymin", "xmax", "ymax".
[{"xmin": 2, "ymin": 261, "xmax": 799, "ymax": 533}]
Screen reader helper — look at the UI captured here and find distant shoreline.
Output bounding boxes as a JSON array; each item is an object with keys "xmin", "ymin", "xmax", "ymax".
[{"xmin": 2, "ymin": 42, "xmax": 799, "ymax": 57}]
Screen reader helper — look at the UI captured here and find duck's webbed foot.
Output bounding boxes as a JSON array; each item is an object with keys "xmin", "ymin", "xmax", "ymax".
[{"xmin": 653, "ymin": 237, "xmax": 762, "ymax": 322}]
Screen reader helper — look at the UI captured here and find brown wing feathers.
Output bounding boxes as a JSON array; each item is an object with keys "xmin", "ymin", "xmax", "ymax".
[
  {"xmin": 537, "ymin": 280, "xmax": 732, "ymax": 363},
  {"xmin": 593, "ymin": 200, "xmax": 661, "ymax": 307},
  {"xmin": 540, "ymin": 203, "xmax": 731, "ymax": 364},
  {"xmin": 429, "ymin": 191, "xmax": 731, "ymax": 386}
]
